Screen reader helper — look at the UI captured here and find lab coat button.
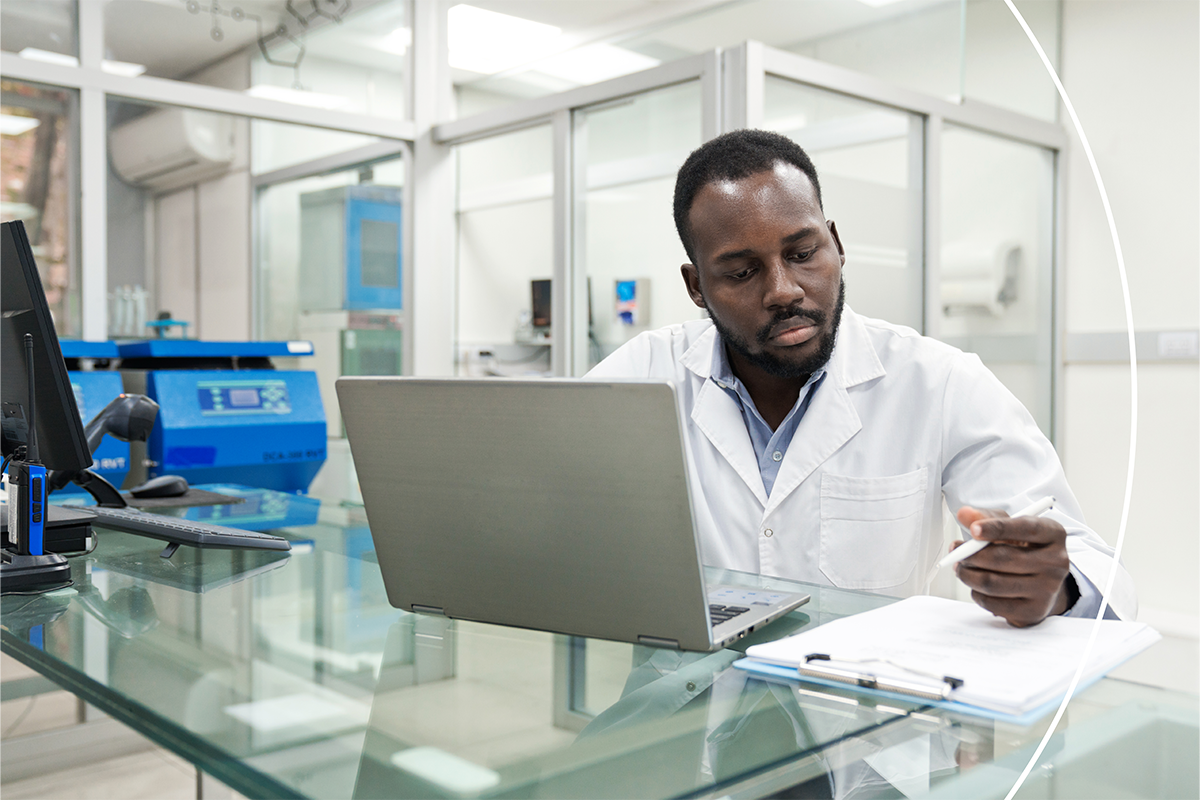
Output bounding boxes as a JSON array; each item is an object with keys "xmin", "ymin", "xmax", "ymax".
[
  {"xmin": 763, "ymin": 528, "xmax": 773, "ymax": 537},
  {"xmin": 686, "ymin": 681, "xmax": 697, "ymax": 692}
]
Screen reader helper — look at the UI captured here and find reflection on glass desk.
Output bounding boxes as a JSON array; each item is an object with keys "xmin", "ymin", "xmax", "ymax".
[
  {"xmin": 177, "ymin": 484, "xmax": 322, "ymax": 531},
  {"xmin": 1, "ymin": 503, "xmax": 1196, "ymax": 800},
  {"xmin": 58, "ymin": 483, "xmax": 323, "ymax": 532}
]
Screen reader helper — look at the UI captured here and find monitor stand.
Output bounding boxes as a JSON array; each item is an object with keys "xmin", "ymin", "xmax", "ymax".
[
  {"xmin": 1, "ymin": 471, "xmax": 118, "ymax": 592},
  {"xmin": 1, "ymin": 550, "xmax": 71, "ymax": 593},
  {"xmin": 1, "ymin": 505, "xmax": 95, "ymax": 553}
]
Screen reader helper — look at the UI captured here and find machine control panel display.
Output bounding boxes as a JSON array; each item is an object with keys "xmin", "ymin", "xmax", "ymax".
[{"xmin": 198, "ymin": 380, "xmax": 292, "ymax": 415}]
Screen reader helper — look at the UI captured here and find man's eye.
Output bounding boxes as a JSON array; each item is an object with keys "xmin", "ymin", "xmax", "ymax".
[
  {"xmin": 730, "ymin": 268, "xmax": 754, "ymax": 280},
  {"xmin": 789, "ymin": 249, "xmax": 816, "ymax": 262}
]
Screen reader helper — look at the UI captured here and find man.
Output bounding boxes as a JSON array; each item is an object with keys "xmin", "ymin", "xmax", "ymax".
[{"xmin": 587, "ymin": 130, "xmax": 1134, "ymax": 626}]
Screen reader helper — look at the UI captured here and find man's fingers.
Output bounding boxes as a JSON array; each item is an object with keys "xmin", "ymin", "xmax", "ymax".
[
  {"xmin": 969, "ymin": 591, "xmax": 1046, "ymax": 628},
  {"xmin": 955, "ymin": 505, "xmax": 1007, "ymax": 530},
  {"xmin": 957, "ymin": 541, "xmax": 1045, "ymax": 573},
  {"xmin": 958, "ymin": 563, "xmax": 1048, "ymax": 596},
  {"xmin": 955, "ymin": 503, "xmax": 1072, "ymax": 626},
  {"xmin": 971, "ymin": 515, "xmax": 1066, "ymax": 545}
]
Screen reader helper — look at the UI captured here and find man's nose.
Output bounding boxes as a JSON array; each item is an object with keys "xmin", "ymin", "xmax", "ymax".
[{"xmin": 762, "ymin": 259, "xmax": 805, "ymax": 309}]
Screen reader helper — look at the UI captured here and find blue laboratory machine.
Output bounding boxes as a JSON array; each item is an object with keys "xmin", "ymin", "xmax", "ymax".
[
  {"xmin": 297, "ymin": 185, "xmax": 403, "ymax": 435},
  {"xmin": 118, "ymin": 340, "xmax": 326, "ymax": 493},
  {"xmin": 60, "ymin": 340, "xmax": 130, "ymax": 492}
]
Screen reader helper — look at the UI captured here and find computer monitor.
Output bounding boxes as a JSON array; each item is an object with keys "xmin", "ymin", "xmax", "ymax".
[
  {"xmin": 1, "ymin": 220, "xmax": 92, "ymax": 473},
  {"xmin": 529, "ymin": 278, "xmax": 594, "ymax": 330},
  {"xmin": 531, "ymin": 279, "xmax": 551, "ymax": 329}
]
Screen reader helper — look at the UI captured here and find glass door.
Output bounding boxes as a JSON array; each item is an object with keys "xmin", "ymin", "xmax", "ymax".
[
  {"xmin": 573, "ymin": 81, "xmax": 705, "ymax": 373},
  {"xmin": 939, "ymin": 125, "xmax": 1056, "ymax": 436},
  {"xmin": 454, "ymin": 124, "xmax": 555, "ymax": 378},
  {"xmin": 763, "ymin": 76, "xmax": 925, "ymax": 332}
]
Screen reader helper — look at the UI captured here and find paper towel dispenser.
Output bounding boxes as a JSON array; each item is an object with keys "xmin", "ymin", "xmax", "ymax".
[{"xmin": 941, "ymin": 240, "xmax": 1022, "ymax": 316}]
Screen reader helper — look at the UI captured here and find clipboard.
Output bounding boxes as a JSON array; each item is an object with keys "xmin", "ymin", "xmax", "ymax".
[
  {"xmin": 733, "ymin": 657, "xmax": 1122, "ymax": 726},
  {"xmin": 733, "ymin": 596, "xmax": 1161, "ymax": 725}
]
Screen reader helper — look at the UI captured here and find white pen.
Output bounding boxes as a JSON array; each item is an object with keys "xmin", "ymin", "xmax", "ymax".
[{"xmin": 937, "ymin": 496, "xmax": 1056, "ymax": 569}]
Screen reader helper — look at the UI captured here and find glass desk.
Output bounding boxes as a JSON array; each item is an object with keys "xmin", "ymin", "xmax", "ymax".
[{"xmin": 2, "ymin": 498, "xmax": 1196, "ymax": 799}]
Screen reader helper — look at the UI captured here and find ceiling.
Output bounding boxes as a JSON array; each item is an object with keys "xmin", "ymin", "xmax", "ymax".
[{"xmin": 3, "ymin": 0, "xmax": 958, "ymax": 93}]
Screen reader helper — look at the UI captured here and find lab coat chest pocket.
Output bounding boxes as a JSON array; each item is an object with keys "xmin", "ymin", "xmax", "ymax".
[{"xmin": 819, "ymin": 468, "xmax": 928, "ymax": 590}]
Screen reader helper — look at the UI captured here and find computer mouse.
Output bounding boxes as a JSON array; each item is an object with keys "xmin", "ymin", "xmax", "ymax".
[{"xmin": 129, "ymin": 474, "xmax": 190, "ymax": 499}]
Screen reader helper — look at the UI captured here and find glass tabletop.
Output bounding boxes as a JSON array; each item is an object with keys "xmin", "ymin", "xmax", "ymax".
[{"xmin": 2, "ymin": 491, "xmax": 1197, "ymax": 800}]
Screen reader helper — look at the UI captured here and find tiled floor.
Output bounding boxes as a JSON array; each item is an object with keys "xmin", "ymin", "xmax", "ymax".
[
  {"xmin": 0, "ymin": 653, "xmax": 237, "ymax": 799},
  {"xmin": 2, "ymin": 747, "xmax": 201, "ymax": 800}
]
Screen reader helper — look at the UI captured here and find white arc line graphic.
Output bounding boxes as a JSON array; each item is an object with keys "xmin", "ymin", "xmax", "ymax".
[{"xmin": 1000, "ymin": 2, "xmax": 1137, "ymax": 799}]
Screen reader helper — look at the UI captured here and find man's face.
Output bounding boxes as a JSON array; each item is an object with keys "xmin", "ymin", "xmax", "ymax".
[{"xmin": 681, "ymin": 162, "xmax": 846, "ymax": 381}]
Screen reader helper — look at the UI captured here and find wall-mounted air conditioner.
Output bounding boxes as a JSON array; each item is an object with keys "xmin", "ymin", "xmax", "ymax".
[{"xmin": 110, "ymin": 108, "xmax": 234, "ymax": 194}]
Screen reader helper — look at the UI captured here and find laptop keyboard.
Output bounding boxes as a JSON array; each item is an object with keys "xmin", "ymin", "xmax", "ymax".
[{"xmin": 709, "ymin": 604, "xmax": 750, "ymax": 627}]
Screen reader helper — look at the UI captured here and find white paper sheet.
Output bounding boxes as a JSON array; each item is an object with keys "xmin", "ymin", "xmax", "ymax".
[{"xmin": 744, "ymin": 596, "xmax": 1161, "ymax": 717}]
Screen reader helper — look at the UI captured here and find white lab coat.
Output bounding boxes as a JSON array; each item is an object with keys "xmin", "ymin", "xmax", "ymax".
[{"xmin": 586, "ymin": 307, "xmax": 1136, "ymax": 620}]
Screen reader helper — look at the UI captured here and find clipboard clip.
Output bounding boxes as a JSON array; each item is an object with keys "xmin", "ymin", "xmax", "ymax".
[{"xmin": 801, "ymin": 653, "xmax": 964, "ymax": 701}]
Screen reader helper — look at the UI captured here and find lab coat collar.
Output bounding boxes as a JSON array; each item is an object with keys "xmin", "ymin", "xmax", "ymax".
[
  {"xmin": 677, "ymin": 307, "xmax": 884, "ymax": 388},
  {"xmin": 830, "ymin": 309, "xmax": 888, "ymax": 388},
  {"xmin": 680, "ymin": 322, "xmax": 719, "ymax": 379},
  {"xmin": 680, "ymin": 308, "xmax": 887, "ymax": 512},
  {"xmin": 680, "ymin": 324, "xmax": 768, "ymax": 503},
  {"xmin": 826, "ymin": 306, "xmax": 887, "ymax": 390}
]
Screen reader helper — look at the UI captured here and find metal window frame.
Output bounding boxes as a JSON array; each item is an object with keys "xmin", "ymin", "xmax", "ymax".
[
  {"xmin": 434, "ymin": 52, "xmax": 717, "ymax": 146},
  {"xmin": 3, "ymin": 1, "xmax": 417, "ymax": 343},
  {"xmin": 0, "ymin": 57, "xmax": 416, "ymax": 140},
  {"xmin": 757, "ymin": 44, "xmax": 1066, "ymax": 150}
]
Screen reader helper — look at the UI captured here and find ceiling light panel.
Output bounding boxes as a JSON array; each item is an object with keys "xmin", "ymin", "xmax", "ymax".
[
  {"xmin": 101, "ymin": 59, "xmax": 147, "ymax": 77},
  {"xmin": 448, "ymin": 4, "xmax": 563, "ymax": 75},
  {"xmin": 531, "ymin": 43, "xmax": 660, "ymax": 86},
  {"xmin": 246, "ymin": 85, "xmax": 352, "ymax": 110}
]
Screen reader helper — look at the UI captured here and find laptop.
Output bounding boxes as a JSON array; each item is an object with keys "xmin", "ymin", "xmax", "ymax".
[{"xmin": 336, "ymin": 377, "xmax": 809, "ymax": 651}]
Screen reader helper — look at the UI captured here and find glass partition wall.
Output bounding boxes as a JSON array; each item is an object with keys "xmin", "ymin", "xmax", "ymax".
[
  {"xmin": 438, "ymin": 42, "xmax": 1063, "ymax": 441},
  {"xmin": 2, "ymin": 0, "xmax": 1066, "ymax": 438},
  {"xmin": 578, "ymin": 81, "xmax": 704, "ymax": 369},
  {"xmin": 454, "ymin": 124, "xmax": 554, "ymax": 377},
  {"xmin": 762, "ymin": 77, "xmax": 924, "ymax": 331},
  {"xmin": 939, "ymin": 126, "xmax": 1056, "ymax": 434}
]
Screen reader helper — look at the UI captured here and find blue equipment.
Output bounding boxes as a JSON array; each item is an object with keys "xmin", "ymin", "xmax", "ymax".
[
  {"xmin": 60, "ymin": 340, "xmax": 130, "ymax": 492},
  {"xmin": 300, "ymin": 185, "xmax": 403, "ymax": 311},
  {"xmin": 118, "ymin": 340, "xmax": 326, "ymax": 494}
]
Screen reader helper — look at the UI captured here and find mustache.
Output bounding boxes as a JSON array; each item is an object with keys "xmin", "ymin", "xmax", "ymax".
[{"xmin": 756, "ymin": 305, "xmax": 827, "ymax": 345}]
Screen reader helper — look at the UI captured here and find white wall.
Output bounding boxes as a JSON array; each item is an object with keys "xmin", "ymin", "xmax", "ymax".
[
  {"xmin": 148, "ymin": 53, "xmax": 253, "ymax": 340},
  {"xmin": 1059, "ymin": 0, "xmax": 1200, "ymax": 633}
]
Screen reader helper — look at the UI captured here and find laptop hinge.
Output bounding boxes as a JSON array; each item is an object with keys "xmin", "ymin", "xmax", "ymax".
[
  {"xmin": 411, "ymin": 604, "xmax": 446, "ymax": 615},
  {"xmin": 637, "ymin": 635, "xmax": 680, "ymax": 649}
]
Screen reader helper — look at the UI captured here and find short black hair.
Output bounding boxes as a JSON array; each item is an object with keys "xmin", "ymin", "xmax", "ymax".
[{"xmin": 673, "ymin": 129, "xmax": 822, "ymax": 264}]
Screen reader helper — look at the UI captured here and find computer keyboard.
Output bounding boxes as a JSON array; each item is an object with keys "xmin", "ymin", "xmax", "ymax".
[
  {"xmin": 709, "ymin": 604, "xmax": 750, "ymax": 627},
  {"xmin": 88, "ymin": 505, "xmax": 291, "ymax": 555}
]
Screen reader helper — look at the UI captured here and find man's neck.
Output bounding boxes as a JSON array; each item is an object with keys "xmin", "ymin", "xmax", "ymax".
[{"xmin": 724, "ymin": 345, "xmax": 809, "ymax": 431}]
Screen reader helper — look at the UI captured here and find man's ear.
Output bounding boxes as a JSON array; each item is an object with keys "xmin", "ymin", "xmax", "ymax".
[
  {"xmin": 681, "ymin": 264, "xmax": 706, "ymax": 309},
  {"xmin": 827, "ymin": 220, "xmax": 846, "ymax": 267}
]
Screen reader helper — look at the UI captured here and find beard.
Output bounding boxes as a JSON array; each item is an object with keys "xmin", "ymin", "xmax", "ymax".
[{"xmin": 708, "ymin": 278, "xmax": 845, "ymax": 380}]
